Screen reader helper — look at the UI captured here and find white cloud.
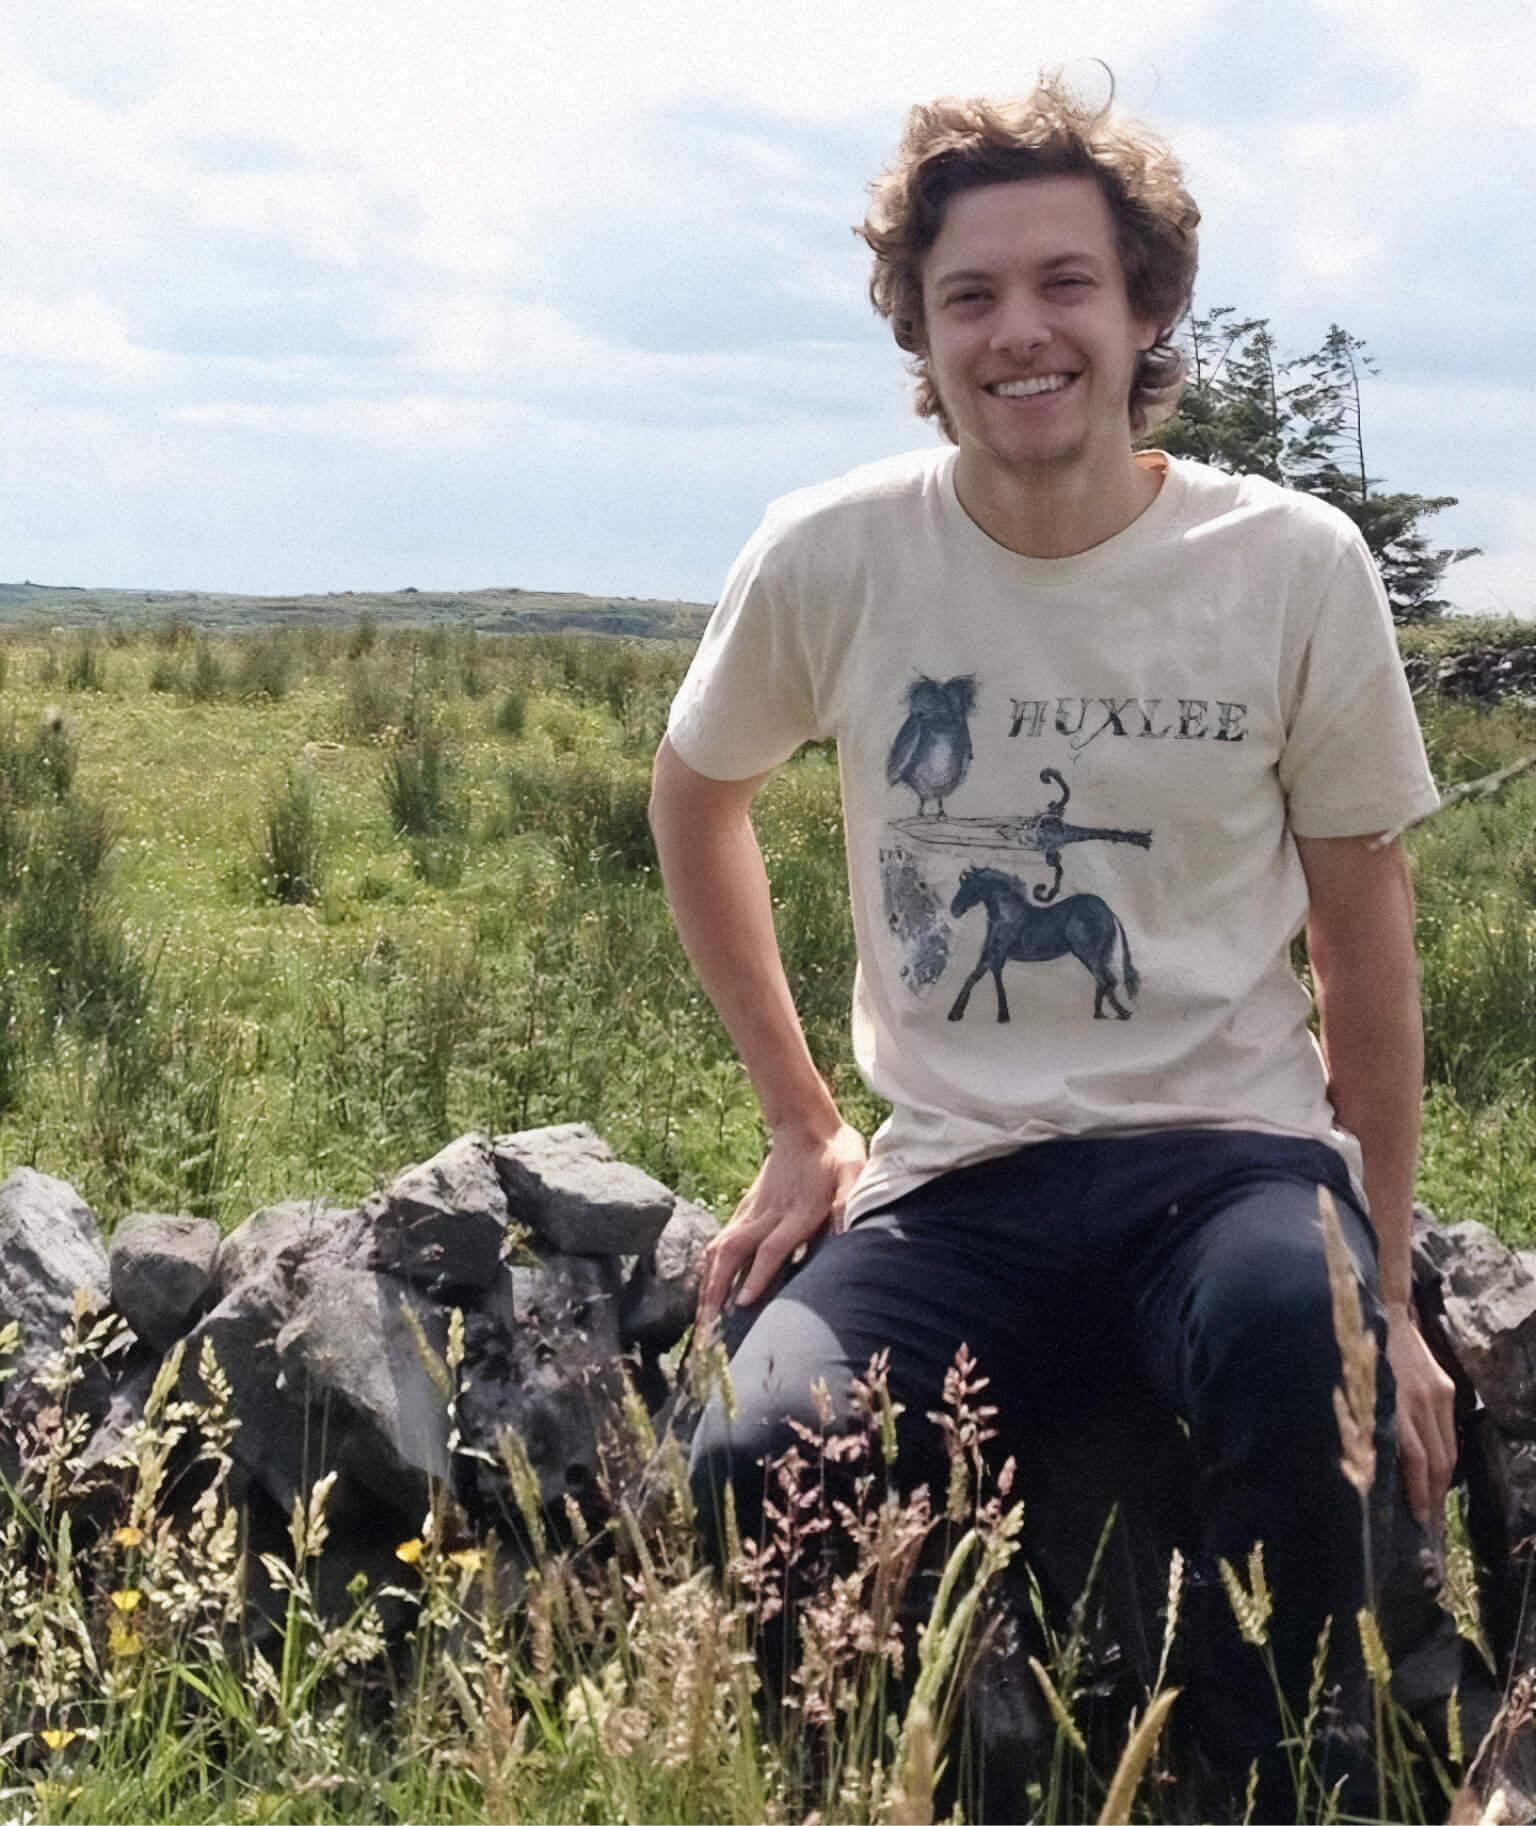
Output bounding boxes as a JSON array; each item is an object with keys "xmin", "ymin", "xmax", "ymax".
[
  {"xmin": 185, "ymin": 169, "xmax": 371, "ymax": 265},
  {"xmin": 1319, "ymin": 0, "xmax": 1536, "ymax": 131},
  {"xmin": 166, "ymin": 395, "xmax": 500, "ymax": 452},
  {"xmin": 0, "ymin": 292, "xmax": 154, "ymax": 374},
  {"xmin": 0, "ymin": 0, "xmax": 1530, "ymax": 602}
]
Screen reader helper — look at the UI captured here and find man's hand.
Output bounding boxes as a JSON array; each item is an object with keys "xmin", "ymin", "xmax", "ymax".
[
  {"xmin": 695, "ymin": 1119, "xmax": 867, "ymax": 1337},
  {"xmin": 1386, "ymin": 1302, "xmax": 1457, "ymax": 1534}
]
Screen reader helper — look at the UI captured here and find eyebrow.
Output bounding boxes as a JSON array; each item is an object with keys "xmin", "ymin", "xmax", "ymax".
[{"xmin": 931, "ymin": 251, "xmax": 1107, "ymax": 289}]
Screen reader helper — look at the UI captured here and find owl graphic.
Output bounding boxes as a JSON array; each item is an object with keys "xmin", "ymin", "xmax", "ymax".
[{"xmin": 886, "ymin": 675, "xmax": 976, "ymax": 818}]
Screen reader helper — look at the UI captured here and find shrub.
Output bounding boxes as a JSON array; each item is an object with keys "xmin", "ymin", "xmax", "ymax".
[
  {"xmin": 153, "ymin": 614, "xmax": 194, "ymax": 649},
  {"xmin": 494, "ymin": 688, "xmax": 527, "ymax": 738},
  {"xmin": 186, "ymin": 639, "xmax": 226, "ymax": 702},
  {"xmin": 0, "ymin": 712, "xmax": 76, "ymax": 805},
  {"xmin": 342, "ymin": 659, "xmax": 402, "ymax": 740},
  {"xmin": 501, "ymin": 752, "xmax": 654, "ymax": 873},
  {"xmin": 382, "ymin": 729, "xmax": 456, "ymax": 837},
  {"xmin": 65, "ymin": 635, "xmax": 106, "ymax": 692},
  {"xmin": 346, "ymin": 612, "xmax": 378, "ymax": 658},
  {"xmin": 237, "ymin": 634, "xmax": 294, "ymax": 701},
  {"xmin": 148, "ymin": 653, "xmax": 182, "ymax": 693},
  {"xmin": 257, "ymin": 768, "xmax": 326, "ymax": 904}
]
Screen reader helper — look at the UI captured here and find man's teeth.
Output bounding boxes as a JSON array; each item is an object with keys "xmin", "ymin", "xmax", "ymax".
[{"xmin": 989, "ymin": 374, "xmax": 1074, "ymax": 397}]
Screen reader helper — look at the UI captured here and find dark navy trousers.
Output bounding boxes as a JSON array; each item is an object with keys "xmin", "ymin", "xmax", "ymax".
[{"xmin": 689, "ymin": 1128, "xmax": 1395, "ymax": 1810}]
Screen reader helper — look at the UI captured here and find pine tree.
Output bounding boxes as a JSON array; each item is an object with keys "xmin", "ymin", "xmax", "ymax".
[
  {"xmin": 1154, "ymin": 314, "xmax": 1478, "ymax": 621},
  {"xmin": 1282, "ymin": 325, "xmax": 1479, "ymax": 622}
]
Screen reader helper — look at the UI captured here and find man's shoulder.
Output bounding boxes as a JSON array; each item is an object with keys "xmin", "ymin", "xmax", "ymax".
[
  {"xmin": 1171, "ymin": 458, "xmax": 1361, "ymax": 557},
  {"xmin": 758, "ymin": 446, "xmax": 948, "ymax": 546}
]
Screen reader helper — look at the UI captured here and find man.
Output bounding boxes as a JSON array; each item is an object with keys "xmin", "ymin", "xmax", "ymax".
[{"xmin": 648, "ymin": 75, "xmax": 1456, "ymax": 1811}]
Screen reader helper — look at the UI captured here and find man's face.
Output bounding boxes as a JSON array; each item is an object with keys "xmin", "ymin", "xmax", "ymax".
[{"xmin": 918, "ymin": 174, "xmax": 1159, "ymax": 477}]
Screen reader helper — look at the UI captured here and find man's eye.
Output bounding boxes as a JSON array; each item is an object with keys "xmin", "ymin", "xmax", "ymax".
[{"xmin": 1051, "ymin": 276, "xmax": 1092, "ymax": 290}]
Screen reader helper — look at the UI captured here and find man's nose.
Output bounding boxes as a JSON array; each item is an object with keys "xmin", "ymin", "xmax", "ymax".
[{"xmin": 989, "ymin": 289, "xmax": 1049, "ymax": 358}]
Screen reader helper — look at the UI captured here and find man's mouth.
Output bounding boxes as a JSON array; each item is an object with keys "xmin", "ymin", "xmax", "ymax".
[{"xmin": 985, "ymin": 373, "xmax": 1078, "ymax": 398}]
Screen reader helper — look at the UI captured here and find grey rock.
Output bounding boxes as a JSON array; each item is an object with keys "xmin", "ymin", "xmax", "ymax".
[
  {"xmin": 184, "ymin": 1252, "xmax": 452, "ymax": 1527},
  {"xmin": 109, "ymin": 1213, "xmax": 220, "ymax": 1351},
  {"xmin": 456, "ymin": 1251, "xmax": 627, "ymax": 1524},
  {"xmin": 1413, "ymin": 1217, "xmax": 1536, "ymax": 1431},
  {"xmin": 0, "ymin": 1168, "xmax": 113, "ymax": 1481},
  {"xmin": 180, "ymin": 1275, "xmax": 310, "ymax": 1514},
  {"xmin": 1469, "ymin": 1420, "xmax": 1536, "ymax": 1673},
  {"xmin": 214, "ymin": 1199, "xmax": 367, "ymax": 1299},
  {"xmin": 493, "ymin": 1123, "xmax": 674, "ymax": 1255},
  {"xmin": 620, "ymin": 1197, "xmax": 718, "ymax": 1351},
  {"xmin": 367, "ymin": 1132, "xmax": 509, "ymax": 1292},
  {"xmin": 274, "ymin": 1257, "xmax": 452, "ymax": 1518}
]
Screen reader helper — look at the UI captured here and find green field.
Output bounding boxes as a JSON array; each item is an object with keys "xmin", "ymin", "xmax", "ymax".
[
  {"xmin": 0, "ymin": 615, "xmax": 1532, "ymax": 1824},
  {"xmin": 0, "ymin": 617, "xmax": 1529, "ymax": 1244}
]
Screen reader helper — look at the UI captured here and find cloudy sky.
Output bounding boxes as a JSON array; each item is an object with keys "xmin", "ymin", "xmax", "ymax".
[{"xmin": 2, "ymin": 0, "xmax": 1531, "ymax": 614}]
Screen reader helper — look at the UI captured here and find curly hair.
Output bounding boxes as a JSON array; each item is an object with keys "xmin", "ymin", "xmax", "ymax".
[{"xmin": 857, "ymin": 72, "xmax": 1201, "ymax": 440}]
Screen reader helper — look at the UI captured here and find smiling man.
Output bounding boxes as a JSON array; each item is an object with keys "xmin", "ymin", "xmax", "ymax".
[{"xmin": 649, "ymin": 75, "xmax": 1454, "ymax": 1815}]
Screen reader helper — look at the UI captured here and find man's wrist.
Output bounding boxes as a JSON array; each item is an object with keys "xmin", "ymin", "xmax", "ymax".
[{"xmin": 765, "ymin": 1086, "xmax": 846, "ymax": 1145}]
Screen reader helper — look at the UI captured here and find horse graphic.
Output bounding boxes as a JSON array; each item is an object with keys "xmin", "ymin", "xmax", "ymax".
[{"xmin": 947, "ymin": 866, "xmax": 1140, "ymax": 1024}]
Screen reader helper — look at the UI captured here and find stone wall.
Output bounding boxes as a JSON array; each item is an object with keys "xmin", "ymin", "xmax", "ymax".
[{"xmin": 3, "ymin": 1130, "xmax": 1535, "ymax": 1806}]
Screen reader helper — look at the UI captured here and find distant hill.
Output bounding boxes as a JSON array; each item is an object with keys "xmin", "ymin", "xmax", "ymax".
[{"xmin": 0, "ymin": 581, "xmax": 713, "ymax": 641}]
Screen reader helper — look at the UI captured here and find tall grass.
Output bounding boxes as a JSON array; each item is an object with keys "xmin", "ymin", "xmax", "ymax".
[{"xmin": 257, "ymin": 769, "xmax": 327, "ymax": 905}]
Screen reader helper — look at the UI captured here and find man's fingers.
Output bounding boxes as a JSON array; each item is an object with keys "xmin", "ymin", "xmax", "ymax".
[
  {"xmin": 736, "ymin": 1221, "xmax": 814, "ymax": 1309},
  {"xmin": 695, "ymin": 1226, "xmax": 758, "ymax": 1330},
  {"xmin": 1433, "ymin": 1383, "xmax": 1459, "ymax": 1491},
  {"xmin": 1398, "ymin": 1426, "xmax": 1430, "ymax": 1527}
]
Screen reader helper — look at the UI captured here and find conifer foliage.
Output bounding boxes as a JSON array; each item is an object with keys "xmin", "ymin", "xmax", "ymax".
[{"xmin": 1154, "ymin": 310, "xmax": 1479, "ymax": 621}]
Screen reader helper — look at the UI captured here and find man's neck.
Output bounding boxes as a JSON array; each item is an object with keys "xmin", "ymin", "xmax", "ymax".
[{"xmin": 953, "ymin": 445, "xmax": 1165, "ymax": 559}]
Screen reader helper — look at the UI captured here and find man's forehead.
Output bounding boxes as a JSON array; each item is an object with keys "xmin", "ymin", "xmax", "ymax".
[{"xmin": 924, "ymin": 177, "xmax": 1118, "ymax": 274}]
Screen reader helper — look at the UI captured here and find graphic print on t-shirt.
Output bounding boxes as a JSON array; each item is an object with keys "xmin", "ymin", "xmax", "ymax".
[{"xmin": 881, "ymin": 673, "xmax": 1154, "ymax": 1023}]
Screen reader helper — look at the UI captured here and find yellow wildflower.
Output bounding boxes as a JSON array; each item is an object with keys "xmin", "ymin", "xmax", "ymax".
[
  {"xmin": 110, "ymin": 1587, "xmax": 143, "ymax": 1613},
  {"xmin": 108, "ymin": 1622, "xmax": 144, "ymax": 1657},
  {"xmin": 395, "ymin": 1537, "xmax": 425, "ymax": 1564},
  {"xmin": 112, "ymin": 1524, "xmax": 144, "ymax": 1548},
  {"xmin": 448, "ymin": 1547, "xmax": 484, "ymax": 1573},
  {"xmin": 39, "ymin": 1727, "xmax": 77, "ymax": 1751}
]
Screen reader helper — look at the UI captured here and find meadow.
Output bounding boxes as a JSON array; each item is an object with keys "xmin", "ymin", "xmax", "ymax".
[
  {"xmin": 0, "ymin": 615, "xmax": 1532, "ymax": 1823},
  {"xmin": 0, "ymin": 616, "xmax": 1529, "ymax": 1245}
]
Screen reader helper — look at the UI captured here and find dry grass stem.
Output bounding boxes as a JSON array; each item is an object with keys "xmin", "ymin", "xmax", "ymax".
[
  {"xmin": 886, "ymin": 1701, "xmax": 935, "ymax": 1825},
  {"xmin": 1097, "ymin": 1687, "xmax": 1180, "ymax": 1826},
  {"xmin": 1374, "ymin": 750, "xmax": 1536, "ymax": 846},
  {"xmin": 1318, "ymin": 1186, "xmax": 1379, "ymax": 1500},
  {"xmin": 1028, "ymin": 1653, "xmax": 1089, "ymax": 1756}
]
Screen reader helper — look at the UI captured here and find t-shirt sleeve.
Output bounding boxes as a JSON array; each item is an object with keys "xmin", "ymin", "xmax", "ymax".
[
  {"xmin": 1278, "ymin": 524, "xmax": 1441, "ymax": 838},
  {"xmin": 665, "ymin": 520, "xmax": 826, "ymax": 780}
]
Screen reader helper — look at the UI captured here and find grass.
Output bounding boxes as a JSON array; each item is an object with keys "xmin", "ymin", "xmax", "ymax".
[
  {"xmin": 0, "ymin": 621, "xmax": 1520, "ymax": 1236},
  {"xmin": 0, "ymin": 619, "xmax": 1527, "ymax": 1820}
]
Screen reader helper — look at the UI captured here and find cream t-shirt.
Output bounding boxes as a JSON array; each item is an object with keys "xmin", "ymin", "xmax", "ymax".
[{"xmin": 667, "ymin": 447, "xmax": 1440, "ymax": 1225}]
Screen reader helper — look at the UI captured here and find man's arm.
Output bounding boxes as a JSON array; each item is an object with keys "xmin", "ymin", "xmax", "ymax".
[
  {"xmin": 1295, "ymin": 831, "xmax": 1457, "ymax": 1531},
  {"xmin": 649, "ymin": 735, "xmax": 866, "ymax": 1331}
]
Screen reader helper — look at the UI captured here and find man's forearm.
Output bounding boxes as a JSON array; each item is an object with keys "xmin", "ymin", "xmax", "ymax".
[
  {"xmin": 1314, "ymin": 966, "xmax": 1423, "ymax": 1306},
  {"xmin": 649, "ymin": 757, "xmax": 841, "ymax": 1139},
  {"xmin": 1299, "ymin": 833, "xmax": 1424, "ymax": 1309}
]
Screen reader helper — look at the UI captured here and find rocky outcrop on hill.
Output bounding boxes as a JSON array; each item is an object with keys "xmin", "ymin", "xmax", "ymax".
[{"xmin": 2, "ymin": 1136, "xmax": 1534, "ymax": 1810}]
